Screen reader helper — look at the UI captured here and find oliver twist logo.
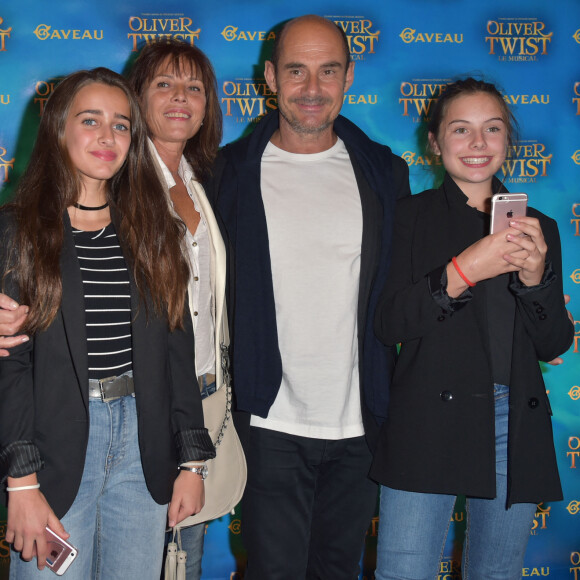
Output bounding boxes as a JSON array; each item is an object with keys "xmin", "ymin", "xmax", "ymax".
[
  {"xmin": 33, "ymin": 24, "xmax": 103, "ymax": 41},
  {"xmin": 571, "ymin": 204, "xmax": 580, "ymax": 237},
  {"xmin": 221, "ymin": 78, "xmax": 277, "ymax": 123},
  {"xmin": 399, "ymin": 27, "xmax": 463, "ymax": 45},
  {"xmin": 573, "ymin": 29, "xmax": 580, "ymax": 43},
  {"xmin": 501, "ymin": 141, "xmax": 552, "ymax": 184},
  {"xmin": 572, "ymin": 552, "xmax": 580, "ymax": 580},
  {"xmin": 574, "ymin": 82, "xmax": 580, "ymax": 115},
  {"xmin": 569, "ymin": 386, "xmax": 580, "ymax": 400},
  {"xmin": 0, "ymin": 146, "xmax": 14, "ymax": 183},
  {"xmin": 574, "ymin": 321, "xmax": 580, "ymax": 354},
  {"xmin": 328, "ymin": 17, "xmax": 380, "ymax": 61},
  {"xmin": 486, "ymin": 18, "xmax": 552, "ymax": 62},
  {"xmin": 530, "ymin": 503, "xmax": 550, "ymax": 534},
  {"xmin": 0, "ymin": 16, "xmax": 11, "ymax": 51},
  {"xmin": 569, "ymin": 436, "xmax": 580, "ymax": 468},
  {"xmin": 128, "ymin": 15, "xmax": 199, "ymax": 51},
  {"xmin": 35, "ymin": 79, "xmax": 62, "ymax": 116},
  {"xmin": 334, "ymin": 19, "xmax": 380, "ymax": 107},
  {"xmin": 399, "ymin": 79, "xmax": 450, "ymax": 120}
]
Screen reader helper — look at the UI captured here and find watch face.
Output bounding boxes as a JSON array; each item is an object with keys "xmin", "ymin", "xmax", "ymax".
[{"xmin": 180, "ymin": 464, "xmax": 208, "ymax": 478}]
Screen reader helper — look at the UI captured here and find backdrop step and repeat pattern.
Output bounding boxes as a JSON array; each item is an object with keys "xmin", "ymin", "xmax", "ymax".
[{"xmin": 0, "ymin": 1, "xmax": 579, "ymax": 579}]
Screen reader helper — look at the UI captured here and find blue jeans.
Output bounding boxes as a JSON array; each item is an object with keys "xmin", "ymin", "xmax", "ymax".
[
  {"xmin": 199, "ymin": 375, "xmax": 217, "ymax": 400},
  {"xmin": 376, "ymin": 384, "xmax": 537, "ymax": 580},
  {"xmin": 10, "ymin": 395, "xmax": 168, "ymax": 580}
]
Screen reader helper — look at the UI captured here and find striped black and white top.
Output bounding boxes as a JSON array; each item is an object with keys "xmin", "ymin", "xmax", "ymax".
[{"xmin": 71, "ymin": 222, "xmax": 133, "ymax": 380}]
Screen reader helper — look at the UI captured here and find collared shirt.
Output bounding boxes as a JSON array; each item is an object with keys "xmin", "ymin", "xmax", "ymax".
[{"xmin": 150, "ymin": 142, "xmax": 215, "ymax": 376}]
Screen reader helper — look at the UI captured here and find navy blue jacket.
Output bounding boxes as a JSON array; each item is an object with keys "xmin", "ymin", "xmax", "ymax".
[{"xmin": 209, "ymin": 110, "xmax": 410, "ymax": 446}]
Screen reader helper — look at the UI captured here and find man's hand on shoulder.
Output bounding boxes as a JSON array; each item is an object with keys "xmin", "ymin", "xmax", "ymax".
[{"xmin": 0, "ymin": 294, "xmax": 29, "ymax": 356}]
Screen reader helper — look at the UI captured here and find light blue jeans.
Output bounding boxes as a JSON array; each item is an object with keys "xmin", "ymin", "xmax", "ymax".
[
  {"xmin": 376, "ymin": 384, "xmax": 537, "ymax": 580},
  {"xmin": 10, "ymin": 395, "xmax": 168, "ymax": 580}
]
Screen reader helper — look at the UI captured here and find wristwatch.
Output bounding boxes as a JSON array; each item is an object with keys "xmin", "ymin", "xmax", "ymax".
[{"xmin": 179, "ymin": 464, "xmax": 208, "ymax": 480}]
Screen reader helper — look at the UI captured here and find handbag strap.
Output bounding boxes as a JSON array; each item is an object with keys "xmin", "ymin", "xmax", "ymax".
[
  {"xmin": 212, "ymin": 307, "xmax": 232, "ymax": 449},
  {"xmin": 213, "ymin": 346, "xmax": 232, "ymax": 449}
]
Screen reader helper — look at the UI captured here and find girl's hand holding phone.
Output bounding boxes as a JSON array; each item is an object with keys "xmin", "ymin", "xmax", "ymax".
[
  {"xmin": 447, "ymin": 227, "xmax": 527, "ymax": 297},
  {"xmin": 5, "ymin": 476, "xmax": 68, "ymax": 570},
  {"xmin": 503, "ymin": 216, "xmax": 548, "ymax": 286}
]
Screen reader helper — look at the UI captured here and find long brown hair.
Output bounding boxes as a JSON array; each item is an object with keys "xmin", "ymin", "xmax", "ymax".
[
  {"xmin": 128, "ymin": 39, "xmax": 222, "ymax": 183},
  {"xmin": 4, "ymin": 67, "xmax": 189, "ymax": 333}
]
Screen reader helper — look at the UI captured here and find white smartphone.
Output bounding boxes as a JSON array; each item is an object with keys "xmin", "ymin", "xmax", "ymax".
[
  {"xmin": 490, "ymin": 193, "xmax": 528, "ymax": 234},
  {"xmin": 45, "ymin": 527, "xmax": 78, "ymax": 576}
]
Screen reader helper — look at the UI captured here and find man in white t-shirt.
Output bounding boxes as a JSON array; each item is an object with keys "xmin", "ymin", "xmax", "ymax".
[{"xmin": 210, "ymin": 14, "xmax": 410, "ymax": 579}]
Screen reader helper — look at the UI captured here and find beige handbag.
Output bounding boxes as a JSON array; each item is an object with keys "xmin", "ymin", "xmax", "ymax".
[{"xmin": 177, "ymin": 321, "xmax": 247, "ymax": 527}]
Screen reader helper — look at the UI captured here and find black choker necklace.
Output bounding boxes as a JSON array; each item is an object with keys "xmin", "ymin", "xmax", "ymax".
[{"xmin": 73, "ymin": 202, "xmax": 109, "ymax": 211}]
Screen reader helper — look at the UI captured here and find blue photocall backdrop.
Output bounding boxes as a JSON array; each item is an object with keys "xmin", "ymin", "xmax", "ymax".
[{"xmin": 0, "ymin": 1, "xmax": 579, "ymax": 578}]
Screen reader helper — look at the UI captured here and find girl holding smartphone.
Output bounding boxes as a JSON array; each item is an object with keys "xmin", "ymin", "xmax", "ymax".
[{"xmin": 372, "ymin": 78, "xmax": 573, "ymax": 580}]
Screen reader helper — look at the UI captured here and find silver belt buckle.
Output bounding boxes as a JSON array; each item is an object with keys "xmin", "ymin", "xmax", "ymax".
[{"xmin": 99, "ymin": 375, "xmax": 118, "ymax": 403}]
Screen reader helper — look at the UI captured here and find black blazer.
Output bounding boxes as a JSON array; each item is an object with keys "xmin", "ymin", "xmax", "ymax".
[
  {"xmin": 370, "ymin": 177, "xmax": 573, "ymax": 505},
  {"xmin": 0, "ymin": 212, "xmax": 212, "ymax": 518}
]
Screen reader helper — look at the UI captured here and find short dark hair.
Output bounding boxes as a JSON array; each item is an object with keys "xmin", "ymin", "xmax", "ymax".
[{"xmin": 128, "ymin": 39, "xmax": 222, "ymax": 182}]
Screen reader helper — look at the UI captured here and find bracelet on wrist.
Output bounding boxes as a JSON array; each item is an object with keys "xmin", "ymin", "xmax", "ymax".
[
  {"xmin": 6, "ymin": 484, "xmax": 40, "ymax": 492},
  {"xmin": 451, "ymin": 257, "xmax": 476, "ymax": 288}
]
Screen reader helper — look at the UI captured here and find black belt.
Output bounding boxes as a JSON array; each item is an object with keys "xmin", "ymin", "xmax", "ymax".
[{"xmin": 88, "ymin": 375, "xmax": 135, "ymax": 402}]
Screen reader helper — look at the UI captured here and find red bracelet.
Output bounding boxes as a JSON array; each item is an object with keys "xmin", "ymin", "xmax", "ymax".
[{"xmin": 451, "ymin": 257, "xmax": 476, "ymax": 287}]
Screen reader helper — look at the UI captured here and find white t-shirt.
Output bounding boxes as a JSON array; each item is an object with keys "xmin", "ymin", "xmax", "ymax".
[{"xmin": 250, "ymin": 138, "xmax": 364, "ymax": 439}]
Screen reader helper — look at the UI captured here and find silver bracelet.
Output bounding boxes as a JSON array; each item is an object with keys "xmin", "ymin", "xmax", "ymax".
[{"xmin": 6, "ymin": 484, "xmax": 40, "ymax": 492}]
